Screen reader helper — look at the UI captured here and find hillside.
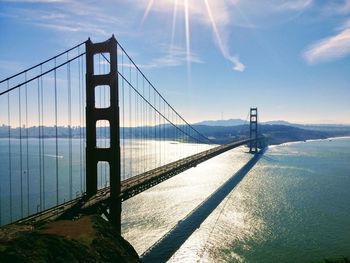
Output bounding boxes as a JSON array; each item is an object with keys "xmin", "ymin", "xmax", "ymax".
[{"xmin": 193, "ymin": 124, "xmax": 350, "ymax": 145}]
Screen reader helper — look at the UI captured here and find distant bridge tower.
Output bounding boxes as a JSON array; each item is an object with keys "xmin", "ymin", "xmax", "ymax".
[
  {"xmin": 85, "ymin": 36, "xmax": 121, "ymax": 233},
  {"xmin": 249, "ymin": 107, "xmax": 258, "ymax": 153}
]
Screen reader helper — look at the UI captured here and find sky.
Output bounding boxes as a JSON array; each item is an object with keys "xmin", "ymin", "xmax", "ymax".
[{"xmin": 0, "ymin": 0, "xmax": 350, "ymax": 124}]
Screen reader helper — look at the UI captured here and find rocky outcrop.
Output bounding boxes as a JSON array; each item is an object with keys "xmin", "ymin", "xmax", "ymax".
[{"xmin": 0, "ymin": 215, "xmax": 140, "ymax": 263}]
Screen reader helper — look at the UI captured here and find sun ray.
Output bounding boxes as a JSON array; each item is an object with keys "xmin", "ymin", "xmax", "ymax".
[
  {"xmin": 171, "ymin": 0, "xmax": 178, "ymax": 48},
  {"xmin": 141, "ymin": 0, "xmax": 155, "ymax": 25},
  {"xmin": 184, "ymin": 0, "xmax": 191, "ymax": 71},
  {"xmin": 203, "ymin": 0, "xmax": 226, "ymax": 56}
]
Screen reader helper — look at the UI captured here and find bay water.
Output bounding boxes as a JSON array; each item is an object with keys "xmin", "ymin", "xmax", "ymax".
[
  {"xmin": 123, "ymin": 137, "xmax": 350, "ymax": 262},
  {"xmin": 1, "ymin": 137, "xmax": 350, "ymax": 262}
]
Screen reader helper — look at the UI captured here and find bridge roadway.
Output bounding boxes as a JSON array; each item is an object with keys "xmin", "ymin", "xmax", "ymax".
[{"xmin": 15, "ymin": 138, "xmax": 257, "ymax": 225}]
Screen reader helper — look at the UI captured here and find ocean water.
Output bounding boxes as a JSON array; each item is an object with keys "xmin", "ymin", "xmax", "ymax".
[
  {"xmin": 1, "ymin": 137, "xmax": 350, "ymax": 262},
  {"xmin": 0, "ymin": 138, "xmax": 212, "ymax": 225},
  {"xmin": 122, "ymin": 137, "xmax": 350, "ymax": 262}
]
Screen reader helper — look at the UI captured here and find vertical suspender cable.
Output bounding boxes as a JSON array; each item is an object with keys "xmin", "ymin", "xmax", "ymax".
[
  {"xmin": 161, "ymin": 97, "xmax": 163, "ymax": 165},
  {"xmin": 163, "ymin": 100, "xmax": 165, "ymax": 164},
  {"xmin": 167, "ymin": 105, "xmax": 170, "ymax": 162},
  {"xmin": 67, "ymin": 53, "xmax": 72, "ymax": 199},
  {"xmin": 7, "ymin": 81, "xmax": 13, "ymax": 222},
  {"xmin": 158, "ymin": 94, "xmax": 160, "ymax": 167},
  {"xmin": 40, "ymin": 65, "xmax": 45, "ymax": 209},
  {"xmin": 159, "ymin": 96, "xmax": 161, "ymax": 166},
  {"xmin": 122, "ymin": 52, "xmax": 125, "ymax": 181},
  {"xmin": 19, "ymin": 82, "xmax": 23, "ymax": 218},
  {"xmin": 37, "ymin": 77, "xmax": 42, "ymax": 212},
  {"xmin": 80, "ymin": 54, "xmax": 84, "ymax": 190},
  {"xmin": 78, "ymin": 47, "xmax": 83, "ymax": 193},
  {"xmin": 154, "ymin": 90, "xmax": 156, "ymax": 169},
  {"xmin": 54, "ymin": 59, "xmax": 59, "ymax": 205},
  {"xmin": 129, "ymin": 59, "xmax": 132, "ymax": 178},
  {"xmin": 142, "ymin": 78, "xmax": 145, "ymax": 172},
  {"xmin": 25, "ymin": 73, "xmax": 29, "ymax": 215},
  {"xmin": 136, "ymin": 70, "xmax": 138, "ymax": 174},
  {"xmin": 82, "ymin": 54, "xmax": 86, "ymax": 191},
  {"xmin": 148, "ymin": 83, "xmax": 151, "ymax": 170}
]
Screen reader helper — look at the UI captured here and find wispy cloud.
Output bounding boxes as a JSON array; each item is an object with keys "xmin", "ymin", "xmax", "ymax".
[
  {"xmin": 2, "ymin": 0, "xmax": 68, "ymax": 2},
  {"xmin": 303, "ymin": 19, "xmax": 350, "ymax": 64},
  {"xmin": 142, "ymin": 46, "xmax": 203, "ymax": 69},
  {"xmin": 1, "ymin": 0, "xmax": 128, "ymax": 41},
  {"xmin": 229, "ymin": 56, "xmax": 245, "ymax": 72},
  {"xmin": 31, "ymin": 20, "xmax": 109, "ymax": 36},
  {"xmin": 276, "ymin": 0, "xmax": 313, "ymax": 11}
]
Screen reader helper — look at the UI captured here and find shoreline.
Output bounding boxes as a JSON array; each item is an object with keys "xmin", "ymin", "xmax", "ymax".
[{"xmin": 270, "ymin": 135, "xmax": 350, "ymax": 148}]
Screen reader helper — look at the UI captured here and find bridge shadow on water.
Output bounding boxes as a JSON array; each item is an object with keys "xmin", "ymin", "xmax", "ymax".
[{"xmin": 141, "ymin": 148, "xmax": 266, "ymax": 263}]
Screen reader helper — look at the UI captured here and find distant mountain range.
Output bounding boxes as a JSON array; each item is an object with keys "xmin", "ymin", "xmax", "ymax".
[
  {"xmin": 193, "ymin": 119, "xmax": 350, "ymax": 144},
  {"xmin": 195, "ymin": 119, "xmax": 247, "ymax": 127},
  {"xmin": 195, "ymin": 119, "xmax": 350, "ymax": 128}
]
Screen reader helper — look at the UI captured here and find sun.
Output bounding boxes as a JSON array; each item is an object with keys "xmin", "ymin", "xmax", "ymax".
[
  {"xmin": 141, "ymin": 0, "xmax": 235, "ymax": 71},
  {"xmin": 142, "ymin": 0, "xmax": 191, "ymax": 65},
  {"xmin": 141, "ymin": 0, "xmax": 226, "ymax": 70}
]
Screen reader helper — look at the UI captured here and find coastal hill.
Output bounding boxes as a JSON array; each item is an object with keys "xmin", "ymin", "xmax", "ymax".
[
  {"xmin": 194, "ymin": 123, "xmax": 350, "ymax": 145},
  {"xmin": 192, "ymin": 119, "xmax": 350, "ymax": 145}
]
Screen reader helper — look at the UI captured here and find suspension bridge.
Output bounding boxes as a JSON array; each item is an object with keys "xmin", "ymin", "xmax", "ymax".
[{"xmin": 0, "ymin": 36, "xmax": 266, "ymax": 233}]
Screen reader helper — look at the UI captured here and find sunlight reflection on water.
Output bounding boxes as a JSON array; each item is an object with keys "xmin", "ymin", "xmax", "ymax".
[{"xmin": 123, "ymin": 138, "xmax": 350, "ymax": 263}]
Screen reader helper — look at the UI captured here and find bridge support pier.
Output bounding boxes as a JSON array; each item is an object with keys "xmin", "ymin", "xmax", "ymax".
[
  {"xmin": 249, "ymin": 107, "xmax": 258, "ymax": 153},
  {"xmin": 85, "ymin": 36, "xmax": 121, "ymax": 233}
]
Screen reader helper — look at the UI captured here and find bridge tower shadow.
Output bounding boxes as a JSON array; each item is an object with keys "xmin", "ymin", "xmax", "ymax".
[{"xmin": 141, "ymin": 148, "xmax": 266, "ymax": 262}]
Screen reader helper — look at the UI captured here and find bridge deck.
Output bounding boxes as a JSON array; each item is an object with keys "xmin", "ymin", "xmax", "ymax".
[
  {"xmin": 82, "ymin": 138, "xmax": 253, "ymax": 209},
  {"xmin": 15, "ymin": 138, "xmax": 255, "ymax": 226}
]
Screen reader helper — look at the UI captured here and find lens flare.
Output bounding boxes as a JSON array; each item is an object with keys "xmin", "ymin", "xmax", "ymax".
[
  {"xmin": 141, "ymin": 0, "xmax": 241, "ymax": 72},
  {"xmin": 171, "ymin": 0, "xmax": 178, "ymax": 48},
  {"xmin": 142, "ymin": 0, "xmax": 155, "ymax": 25},
  {"xmin": 203, "ymin": 0, "xmax": 224, "ymax": 55},
  {"xmin": 184, "ymin": 0, "xmax": 191, "ymax": 72}
]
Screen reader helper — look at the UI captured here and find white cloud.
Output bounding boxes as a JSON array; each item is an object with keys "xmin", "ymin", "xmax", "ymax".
[
  {"xmin": 229, "ymin": 56, "xmax": 245, "ymax": 72},
  {"xmin": 1, "ymin": 1, "xmax": 127, "ymax": 41},
  {"xmin": 142, "ymin": 46, "xmax": 203, "ymax": 69},
  {"xmin": 1, "ymin": 0, "xmax": 67, "ymax": 2},
  {"xmin": 303, "ymin": 20, "xmax": 350, "ymax": 64},
  {"xmin": 276, "ymin": 0, "xmax": 313, "ymax": 11},
  {"xmin": 31, "ymin": 21, "xmax": 109, "ymax": 35}
]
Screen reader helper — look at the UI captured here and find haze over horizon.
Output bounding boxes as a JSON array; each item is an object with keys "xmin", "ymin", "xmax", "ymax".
[
  {"xmin": 1, "ymin": 0, "xmax": 350, "ymax": 124},
  {"xmin": 195, "ymin": 117, "xmax": 350, "ymax": 126},
  {"xmin": 1, "ymin": 117, "xmax": 350, "ymax": 129}
]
